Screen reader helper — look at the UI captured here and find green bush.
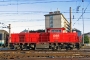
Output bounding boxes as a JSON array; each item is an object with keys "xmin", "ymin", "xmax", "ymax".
[{"xmin": 84, "ymin": 35, "xmax": 89, "ymax": 43}]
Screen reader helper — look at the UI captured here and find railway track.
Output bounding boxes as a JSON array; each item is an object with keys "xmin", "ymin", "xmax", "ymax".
[
  {"xmin": 0, "ymin": 51, "xmax": 90, "ymax": 59},
  {"xmin": 0, "ymin": 49, "xmax": 90, "ymax": 59},
  {"xmin": 0, "ymin": 48, "xmax": 90, "ymax": 52}
]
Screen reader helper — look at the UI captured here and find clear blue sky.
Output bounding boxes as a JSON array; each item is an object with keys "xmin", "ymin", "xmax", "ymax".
[{"xmin": 0, "ymin": 0, "xmax": 90, "ymax": 33}]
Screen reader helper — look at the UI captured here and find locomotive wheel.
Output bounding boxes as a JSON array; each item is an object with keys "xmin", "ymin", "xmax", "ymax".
[
  {"xmin": 57, "ymin": 47, "xmax": 61, "ymax": 51},
  {"xmin": 75, "ymin": 43, "xmax": 80, "ymax": 50},
  {"xmin": 77, "ymin": 47, "xmax": 80, "ymax": 50},
  {"xmin": 65, "ymin": 47, "xmax": 69, "ymax": 51},
  {"xmin": 52, "ymin": 46, "xmax": 58, "ymax": 51},
  {"xmin": 19, "ymin": 45, "xmax": 23, "ymax": 50},
  {"xmin": 14, "ymin": 45, "xmax": 21, "ymax": 50},
  {"xmin": 69, "ymin": 47, "xmax": 73, "ymax": 50},
  {"xmin": 69, "ymin": 45, "xmax": 74, "ymax": 50}
]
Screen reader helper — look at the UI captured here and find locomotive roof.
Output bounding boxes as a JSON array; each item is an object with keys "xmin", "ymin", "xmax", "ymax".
[{"xmin": 47, "ymin": 28, "xmax": 65, "ymax": 30}]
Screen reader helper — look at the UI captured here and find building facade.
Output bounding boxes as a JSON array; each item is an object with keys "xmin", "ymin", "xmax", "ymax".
[{"xmin": 44, "ymin": 11, "xmax": 70, "ymax": 32}]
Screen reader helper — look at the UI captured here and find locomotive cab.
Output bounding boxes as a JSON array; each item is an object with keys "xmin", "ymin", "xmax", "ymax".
[
  {"xmin": 35, "ymin": 28, "xmax": 66, "ymax": 50},
  {"xmin": 46, "ymin": 28, "xmax": 65, "ymax": 33}
]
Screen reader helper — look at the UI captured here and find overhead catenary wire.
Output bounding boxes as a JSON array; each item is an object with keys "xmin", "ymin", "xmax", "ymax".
[
  {"xmin": 0, "ymin": 0, "xmax": 76, "ymax": 6},
  {"xmin": 0, "ymin": 11, "xmax": 90, "ymax": 16},
  {"xmin": 0, "ymin": 22, "xmax": 9, "ymax": 28},
  {"xmin": 0, "ymin": 0, "xmax": 76, "ymax": 2},
  {"xmin": 73, "ymin": 2, "xmax": 90, "ymax": 26},
  {"xmin": 0, "ymin": 0, "xmax": 86, "ymax": 7},
  {"xmin": 0, "ymin": 0, "xmax": 89, "ymax": 2},
  {"xmin": 1, "ymin": 17, "xmax": 90, "ymax": 26}
]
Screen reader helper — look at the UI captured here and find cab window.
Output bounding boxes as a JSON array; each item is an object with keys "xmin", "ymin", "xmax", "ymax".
[{"xmin": 51, "ymin": 29, "xmax": 61, "ymax": 33}]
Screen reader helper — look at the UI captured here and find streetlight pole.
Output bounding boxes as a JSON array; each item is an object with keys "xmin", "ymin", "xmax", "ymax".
[{"xmin": 8, "ymin": 24, "xmax": 11, "ymax": 48}]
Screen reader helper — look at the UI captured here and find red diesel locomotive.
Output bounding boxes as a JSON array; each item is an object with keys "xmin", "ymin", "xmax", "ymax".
[{"xmin": 9, "ymin": 28, "xmax": 82, "ymax": 50}]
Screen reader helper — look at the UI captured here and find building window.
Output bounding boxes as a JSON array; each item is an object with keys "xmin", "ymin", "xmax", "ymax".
[
  {"xmin": 0, "ymin": 33, "xmax": 2, "ymax": 40},
  {"xmin": 50, "ymin": 20, "xmax": 53, "ymax": 24},
  {"xmin": 66, "ymin": 24, "xmax": 70, "ymax": 31},
  {"xmin": 50, "ymin": 23, "xmax": 53, "ymax": 27},
  {"xmin": 50, "ymin": 15, "xmax": 53, "ymax": 20},
  {"xmin": 49, "ymin": 15, "xmax": 53, "ymax": 28}
]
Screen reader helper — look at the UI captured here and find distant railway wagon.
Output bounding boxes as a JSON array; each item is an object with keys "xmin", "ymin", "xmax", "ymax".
[
  {"xmin": 0, "ymin": 30, "xmax": 9, "ymax": 46},
  {"xmin": 9, "ymin": 28, "xmax": 82, "ymax": 50}
]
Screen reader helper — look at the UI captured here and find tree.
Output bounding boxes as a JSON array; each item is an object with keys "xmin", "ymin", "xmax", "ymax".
[{"xmin": 84, "ymin": 35, "xmax": 89, "ymax": 43}]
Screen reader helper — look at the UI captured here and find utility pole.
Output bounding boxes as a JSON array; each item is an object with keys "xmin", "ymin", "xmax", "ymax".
[
  {"xmin": 70, "ymin": 7, "xmax": 72, "ymax": 32},
  {"xmin": 82, "ymin": 8, "xmax": 84, "ymax": 44},
  {"xmin": 8, "ymin": 24, "xmax": 11, "ymax": 48},
  {"xmin": 82, "ymin": 0, "xmax": 84, "ymax": 44}
]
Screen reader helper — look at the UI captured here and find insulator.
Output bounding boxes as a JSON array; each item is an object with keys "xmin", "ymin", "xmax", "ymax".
[{"xmin": 82, "ymin": 0, "xmax": 84, "ymax": 2}]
